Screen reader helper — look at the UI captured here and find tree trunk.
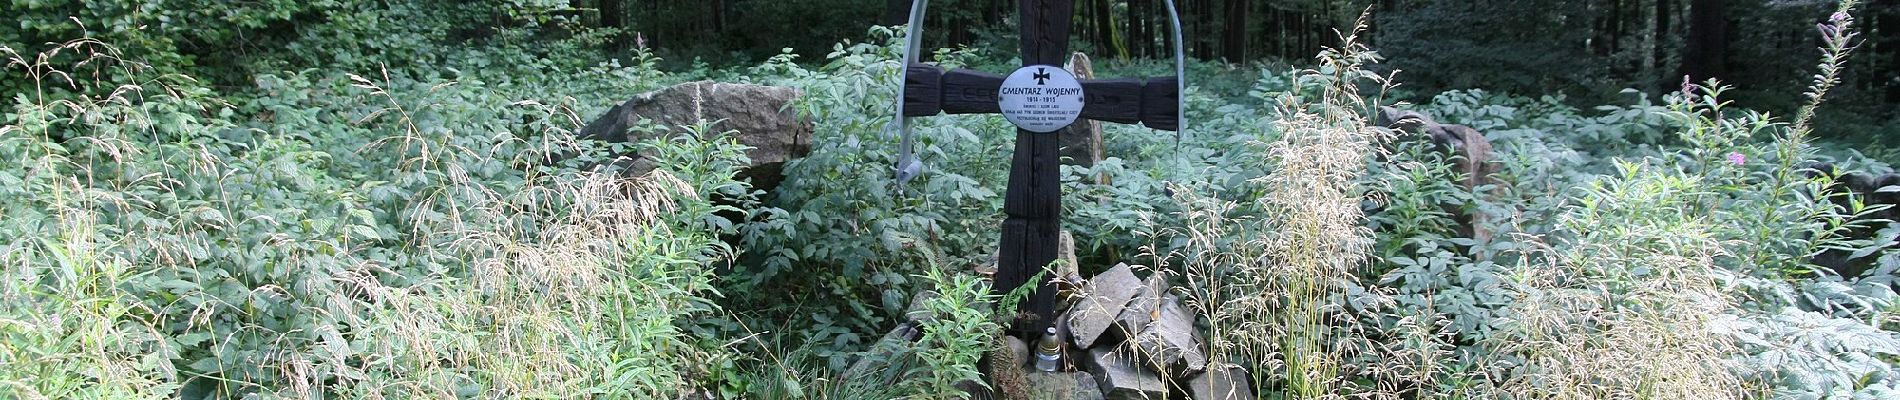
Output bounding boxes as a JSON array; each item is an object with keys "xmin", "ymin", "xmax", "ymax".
[
  {"xmin": 600, "ymin": 0, "xmax": 623, "ymax": 29},
  {"xmin": 1223, "ymin": 0, "xmax": 1248, "ymax": 62},
  {"xmin": 1640, "ymin": 0, "xmax": 1658, "ymax": 93},
  {"xmin": 1198, "ymin": 0, "xmax": 1216, "ymax": 59},
  {"xmin": 882, "ymin": 0, "xmax": 914, "ymax": 26},
  {"xmin": 1092, "ymin": 0, "xmax": 1119, "ymax": 58},
  {"xmin": 1604, "ymin": 0, "xmax": 1622, "ymax": 55},
  {"xmin": 1655, "ymin": 0, "xmax": 1673, "ymax": 92},
  {"xmin": 599, "ymin": 0, "xmax": 624, "ymax": 50},
  {"xmin": 1131, "ymin": 0, "xmax": 1150, "ymax": 58},
  {"xmin": 711, "ymin": 0, "xmax": 725, "ymax": 35},
  {"xmin": 646, "ymin": 0, "xmax": 661, "ymax": 48},
  {"xmin": 1276, "ymin": 5, "xmax": 1289, "ymax": 60},
  {"xmin": 1679, "ymin": 0, "xmax": 1727, "ymax": 84},
  {"xmin": 1873, "ymin": 4, "xmax": 1898, "ymax": 104}
]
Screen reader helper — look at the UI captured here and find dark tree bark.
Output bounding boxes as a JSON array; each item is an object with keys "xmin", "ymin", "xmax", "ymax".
[
  {"xmin": 1275, "ymin": 5, "xmax": 1289, "ymax": 59},
  {"xmin": 1223, "ymin": 0, "xmax": 1248, "ymax": 61},
  {"xmin": 1680, "ymin": 0, "xmax": 1727, "ymax": 83},
  {"xmin": 1655, "ymin": 0, "xmax": 1673, "ymax": 90},
  {"xmin": 644, "ymin": 0, "xmax": 660, "ymax": 48},
  {"xmin": 599, "ymin": 0, "xmax": 625, "ymax": 50},
  {"xmin": 1603, "ymin": 0, "xmax": 1623, "ymax": 56},
  {"xmin": 1092, "ymin": 0, "xmax": 1117, "ymax": 57},
  {"xmin": 1197, "ymin": 0, "xmax": 1216, "ymax": 59},
  {"xmin": 600, "ymin": 0, "xmax": 623, "ymax": 29},
  {"xmin": 1299, "ymin": 10, "xmax": 1309, "ymax": 58},
  {"xmin": 711, "ymin": 0, "xmax": 726, "ymax": 34},
  {"xmin": 1194, "ymin": 0, "xmax": 1209, "ymax": 59},
  {"xmin": 1131, "ymin": 0, "xmax": 1150, "ymax": 58},
  {"xmin": 883, "ymin": 0, "xmax": 914, "ymax": 26},
  {"xmin": 1883, "ymin": 6, "xmax": 1899, "ymax": 103}
]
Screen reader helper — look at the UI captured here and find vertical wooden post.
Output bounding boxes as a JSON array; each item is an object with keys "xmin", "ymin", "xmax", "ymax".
[{"xmin": 996, "ymin": 0, "xmax": 1076, "ymax": 335}]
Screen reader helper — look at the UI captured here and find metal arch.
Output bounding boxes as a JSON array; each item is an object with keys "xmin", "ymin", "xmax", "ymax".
[
  {"xmin": 892, "ymin": 0, "xmax": 1187, "ymax": 189},
  {"xmin": 1162, "ymin": 0, "xmax": 1186, "ymax": 144},
  {"xmin": 893, "ymin": 0, "xmax": 930, "ymax": 190}
]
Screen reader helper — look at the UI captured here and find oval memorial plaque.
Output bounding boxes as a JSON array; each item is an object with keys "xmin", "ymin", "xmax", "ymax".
[{"xmin": 997, "ymin": 65, "xmax": 1085, "ymax": 133}]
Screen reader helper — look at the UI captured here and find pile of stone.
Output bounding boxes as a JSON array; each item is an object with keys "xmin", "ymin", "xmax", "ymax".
[
  {"xmin": 1003, "ymin": 261, "xmax": 1251, "ymax": 400},
  {"xmin": 852, "ymin": 231, "xmax": 1252, "ymax": 400}
]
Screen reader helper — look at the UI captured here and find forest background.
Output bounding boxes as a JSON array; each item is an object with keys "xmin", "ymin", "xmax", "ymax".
[{"xmin": 7, "ymin": 1, "xmax": 1900, "ymax": 399}]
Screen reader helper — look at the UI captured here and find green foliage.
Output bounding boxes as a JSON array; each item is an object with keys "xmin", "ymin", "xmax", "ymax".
[
  {"xmin": 719, "ymin": 27, "xmax": 1012, "ymax": 370},
  {"xmin": 5, "ymin": 2, "xmax": 1898, "ymax": 399},
  {"xmin": 1492, "ymin": 160, "xmax": 1745, "ymax": 399},
  {"xmin": 907, "ymin": 267, "xmax": 1004, "ymax": 399},
  {"xmin": 0, "ymin": 25, "xmax": 738, "ymax": 397},
  {"xmin": 0, "ymin": 0, "xmax": 595, "ymax": 92}
]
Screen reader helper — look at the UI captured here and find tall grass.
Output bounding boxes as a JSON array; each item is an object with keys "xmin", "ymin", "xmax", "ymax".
[
  {"xmin": 1170, "ymin": 3, "xmax": 1873, "ymax": 399},
  {"xmin": 1490, "ymin": 162, "xmax": 1744, "ymax": 399},
  {"xmin": 1487, "ymin": 2, "xmax": 1866, "ymax": 398},
  {"xmin": 1, "ymin": 40, "xmax": 185, "ymax": 400},
  {"xmin": 1, "ymin": 36, "xmax": 735, "ymax": 398},
  {"xmin": 1171, "ymin": 10, "xmax": 1398, "ymax": 399}
]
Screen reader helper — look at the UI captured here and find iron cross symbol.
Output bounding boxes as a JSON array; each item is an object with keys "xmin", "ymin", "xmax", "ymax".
[
  {"xmin": 900, "ymin": 0, "xmax": 1181, "ymax": 335},
  {"xmin": 1032, "ymin": 68, "xmax": 1052, "ymax": 85}
]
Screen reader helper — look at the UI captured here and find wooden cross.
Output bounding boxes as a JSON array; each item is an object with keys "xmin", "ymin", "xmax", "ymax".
[{"xmin": 901, "ymin": 0, "xmax": 1180, "ymax": 335}]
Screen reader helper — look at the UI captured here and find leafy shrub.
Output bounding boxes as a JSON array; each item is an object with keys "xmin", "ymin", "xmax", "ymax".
[{"xmin": 0, "ymin": 30, "xmax": 740, "ymax": 397}]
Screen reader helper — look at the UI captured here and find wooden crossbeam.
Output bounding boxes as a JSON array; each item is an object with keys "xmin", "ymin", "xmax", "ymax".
[{"xmin": 902, "ymin": 64, "xmax": 1180, "ymax": 131}]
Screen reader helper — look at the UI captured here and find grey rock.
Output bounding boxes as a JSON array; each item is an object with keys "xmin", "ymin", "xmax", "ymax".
[
  {"xmin": 1062, "ymin": 52, "xmax": 1104, "ymax": 170},
  {"xmin": 1129, "ymin": 295, "xmax": 1206, "ymax": 374},
  {"xmin": 576, "ymin": 81, "xmax": 812, "ymax": 191},
  {"xmin": 1057, "ymin": 230, "xmax": 1081, "ymax": 283},
  {"xmin": 1113, "ymin": 273, "xmax": 1168, "ymax": 340},
  {"xmin": 1069, "ymin": 263, "xmax": 1143, "ymax": 348},
  {"xmin": 843, "ymin": 322, "xmax": 921, "ymax": 381},
  {"xmin": 957, "ymin": 379, "xmax": 993, "ymax": 400},
  {"xmin": 1425, "ymin": 123, "xmax": 1494, "ymax": 194},
  {"xmin": 905, "ymin": 290, "xmax": 940, "ymax": 322},
  {"xmin": 1186, "ymin": 365, "xmax": 1253, "ymax": 400},
  {"xmin": 1055, "ymin": 231, "xmax": 1087, "ymax": 314},
  {"xmin": 1086, "ymin": 347, "xmax": 1166, "ymax": 400},
  {"xmin": 1375, "ymin": 106, "xmax": 1492, "ymax": 191},
  {"xmin": 1027, "ymin": 371, "xmax": 1105, "ymax": 400},
  {"xmin": 1376, "ymin": 105, "xmax": 1438, "ymax": 133},
  {"xmin": 1006, "ymin": 336, "xmax": 1030, "ymax": 370},
  {"xmin": 1375, "ymin": 106, "xmax": 1497, "ymax": 244}
]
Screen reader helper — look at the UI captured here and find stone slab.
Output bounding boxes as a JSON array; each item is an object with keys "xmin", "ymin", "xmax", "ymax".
[
  {"xmin": 1068, "ymin": 263, "xmax": 1144, "ymax": 348},
  {"xmin": 1087, "ymin": 347, "xmax": 1166, "ymax": 400},
  {"xmin": 1113, "ymin": 273, "xmax": 1167, "ymax": 340},
  {"xmin": 1130, "ymin": 294, "xmax": 1206, "ymax": 374},
  {"xmin": 1026, "ymin": 371, "xmax": 1104, "ymax": 400},
  {"xmin": 1186, "ymin": 365, "xmax": 1254, "ymax": 400}
]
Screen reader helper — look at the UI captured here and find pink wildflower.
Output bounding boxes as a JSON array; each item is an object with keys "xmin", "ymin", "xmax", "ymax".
[{"xmin": 1727, "ymin": 152, "xmax": 1746, "ymax": 166}]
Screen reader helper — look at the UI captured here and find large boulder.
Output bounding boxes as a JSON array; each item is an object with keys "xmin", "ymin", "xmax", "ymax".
[
  {"xmin": 1803, "ymin": 162, "xmax": 1900, "ymax": 277},
  {"xmin": 577, "ymin": 81, "xmax": 812, "ymax": 191},
  {"xmin": 1376, "ymin": 106, "xmax": 1498, "ymax": 243},
  {"xmin": 1376, "ymin": 106, "xmax": 1494, "ymax": 192}
]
